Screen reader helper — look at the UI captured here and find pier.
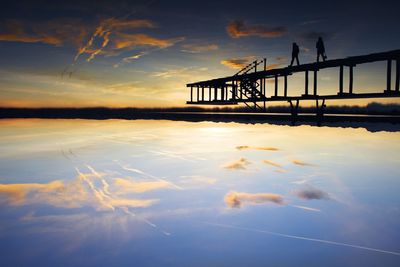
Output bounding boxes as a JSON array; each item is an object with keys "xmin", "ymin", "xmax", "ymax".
[{"xmin": 186, "ymin": 49, "xmax": 400, "ymax": 117}]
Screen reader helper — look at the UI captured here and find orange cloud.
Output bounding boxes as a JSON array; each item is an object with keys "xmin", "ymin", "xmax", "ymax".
[
  {"xmin": 220, "ymin": 57, "xmax": 255, "ymax": 70},
  {"xmin": 113, "ymin": 33, "xmax": 184, "ymax": 49},
  {"xmin": 224, "ymin": 191, "xmax": 284, "ymax": 208},
  {"xmin": 227, "ymin": 20, "xmax": 287, "ymax": 38}
]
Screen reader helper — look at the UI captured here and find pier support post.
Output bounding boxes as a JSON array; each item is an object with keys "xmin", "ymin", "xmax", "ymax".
[
  {"xmin": 304, "ymin": 70, "xmax": 309, "ymax": 95},
  {"xmin": 316, "ymin": 99, "xmax": 326, "ymax": 123},
  {"xmin": 349, "ymin": 66, "xmax": 353, "ymax": 94},
  {"xmin": 289, "ymin": 100, "xmax": 300, "ymax": 122},
  {"xmin": 208, "ymin": 86, "xmax": 211, "ymax": 101},
  {"xmin": 313, "ymin": 70, "xmax": 318, "ymax": 95},
  {"xmin": 201, "ymin": 86, "xmax": 204, "ymax": 101},
  {"xmin": 274, "ymin": 75, "xmax": 278, "ymax": 97},
  {"xmin": 386, "ymin": 59, "xmax": 392, "ymax": 92},
  {"xmin": 284, "ymin": 75, "xmax": 288, "ymax": 97},
  {"xmin": 214, "ymin": 86, "xmax": 217, "ymax": 101},
  {"xmin": 339, "ymin": 65, "xmax": 343, "ymax": 94},
  {"xmin": 396, "ymin": 60, "xmax": 400, "ymax": 92},
  {"xmin": 197, "ymin": 86, "xmax": 199, "ymax": 101},
  {"xmin": 190, "ymin": 86, "xmax": 193, "ymax": 102}
]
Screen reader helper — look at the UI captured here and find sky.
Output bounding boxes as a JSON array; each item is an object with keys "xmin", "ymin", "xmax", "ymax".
[{"xmin": 0, "ymin": 0, "xmax": 400, "ymax": 108}]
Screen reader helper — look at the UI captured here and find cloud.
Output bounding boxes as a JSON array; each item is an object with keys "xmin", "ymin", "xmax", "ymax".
[
  {"xmin": 0, "ymin": 19, "xmax": 87, "ymax": 46},
  {"xmin": 236, "ymin": 145, "xmax": 279, "ymax": 151},
  {"xmin": 223, "ymin": 158, "xmax": 251, "ymax": 170},
  {"xmin": 181, "ymin": 43, "xmax": 219, "ymax": 53},
  {"xmin": 220, "ymin": 57, "xmax": 255, "ymax": 70},
  {"xmin": 113, "ymin": 33, "xmax": 184, "ymax": 50},
  {"xmin": 224, "ymin": 191, "xmax": 284, "ymax": 208},
  {"xmin": 73, "ymin": 18, "xmax": 156, "ymax": 62},
  {"xmin": 0, "ymin": 17, "xmax": 181, "ymax": 65},
  {"xmin": 227, "ymin": 20, "xmax": 287, "ymax": 38},
  {"xmin": 295, "ymin": 185, "xmax": 330, "ymax": 200},
  {"xmin": 292, "ymin": 160, "xmax": 315, "ymax": 166},
  {"xmin": 262, "ymin": 160, "xmax": 282, "ymax": 168}
]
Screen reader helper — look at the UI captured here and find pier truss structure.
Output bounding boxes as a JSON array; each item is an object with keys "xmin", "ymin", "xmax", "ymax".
[{"xmin": 186, "ymin": 50, "xmax": 400, "ymax": 117}]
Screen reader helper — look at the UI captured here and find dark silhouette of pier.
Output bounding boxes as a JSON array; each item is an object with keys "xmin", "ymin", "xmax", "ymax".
[{"xmin": 186, "ymin": 49, "xmax": 400, "ymax": 119}]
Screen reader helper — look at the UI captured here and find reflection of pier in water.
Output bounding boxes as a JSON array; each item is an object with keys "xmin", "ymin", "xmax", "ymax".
[{"xmin": 186, "ymin": 50, "xmax": 400, "ymax": 118}]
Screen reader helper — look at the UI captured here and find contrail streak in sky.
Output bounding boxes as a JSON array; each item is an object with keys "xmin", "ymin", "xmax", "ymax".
[{"xmin": 205, "ymin": 222, "xmax": 400, "ymax": 256}]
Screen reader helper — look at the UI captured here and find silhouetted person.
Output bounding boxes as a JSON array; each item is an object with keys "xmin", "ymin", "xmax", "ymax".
[
  {"xmin": 316, "ymin": 37, "xmax": 327, "ymax": 62},
  {"xmin": 290, "ymin": 42, "xmax": 300, "ymax": 66}
]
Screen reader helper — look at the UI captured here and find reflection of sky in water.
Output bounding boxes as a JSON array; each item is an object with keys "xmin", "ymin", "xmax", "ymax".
[{"xmin": 0, "ymin": 119, "xmax": 399, "ymax": 266}]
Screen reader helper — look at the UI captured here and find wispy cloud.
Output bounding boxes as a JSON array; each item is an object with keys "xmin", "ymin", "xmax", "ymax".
[
  {"xmin": 181, "ymin": 43, "xmax": 219, "ymax": 53},
  {"xmin": 236, "ymin": 145, "xmax": 279, "ymax": 151},
  {"xmin": 223, "ymin": 158, "xmax": 251, "ymax": 170},
  {"xmin": 227, "ymin": 20, "xmax": 287, "ymax": 38},
  {"xmin": 295, "ymin": 185, "xmax": 330, "ymax": 200},
  {"xmin": 74, "ymin": 18, "xmax": 156, "ymax": 62},
  {"xmin": 224, "ymin": 191, "xmax": 284, "ymax": 208}
]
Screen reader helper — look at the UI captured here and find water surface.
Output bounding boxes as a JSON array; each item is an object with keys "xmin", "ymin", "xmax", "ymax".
[{"xmin": 0, "ymin": 119, "xmax": 399, "ymax": 266}]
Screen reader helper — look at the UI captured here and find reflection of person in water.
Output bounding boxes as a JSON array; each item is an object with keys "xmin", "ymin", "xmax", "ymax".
[
  {"xmin": 316, "ymin": 37, "xmax": 327, "ymax": 62},
  {"xmin": 290, "ymin": 42, "xmax": 300, "ymax": 66}
]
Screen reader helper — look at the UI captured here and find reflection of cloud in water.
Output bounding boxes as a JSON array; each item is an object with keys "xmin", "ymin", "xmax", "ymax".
[
  {"xmin": 149, "ymin": 150, "xmax": 206, "ymax": 162},
  {"xmin": 292, "ymin": 159, "xmax": 315, "ymax": 166},
  {"xmin": 179, "ymin": 175, "xmax": 217, "ymax": 185},
  {"xmin": 0, "ymin": 167, "xmax": 173, "ymax": 210},
  {"xmin": 116, "ymin": 161, "xmax": 183, "ymax": 190},
  {"xmin": 224, "ymin": 191, "xmax": 284, "ymax": 208},
  {"xmin": 236, "ymin": 146, "xmax": 279, "ymax": 151},
  {"xmin": 115, "ymin": 178, "xmax": 173, "ymax": 193},
  {"xmin": 291, "ymin": 205, "xmax": 321, "ymax": 212},
  {"xmin": 223, "ymin": 158, "xmax": 251, "ymax": 170},
  {"xmin": 262, "ymin": 160, "xmax": 283, "ymax": 168},
  {"xmin": 295, "ymin": 185, "xmax": 330, "ymax": 200}
]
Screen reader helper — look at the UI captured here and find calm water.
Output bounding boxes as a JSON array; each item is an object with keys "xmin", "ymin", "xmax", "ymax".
[{"xmin": 0, "ymin": 119, "xmax": 399, "ymax": 267}]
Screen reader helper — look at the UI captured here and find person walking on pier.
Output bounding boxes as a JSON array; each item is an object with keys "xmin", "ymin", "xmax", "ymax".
[
  {"xmin": 316, "ymin": 37, "xmax": 327, "ymax": 62},
  {"xmin": 290, "ymin": 42, "xmax": 300, "ymax": 66}
]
